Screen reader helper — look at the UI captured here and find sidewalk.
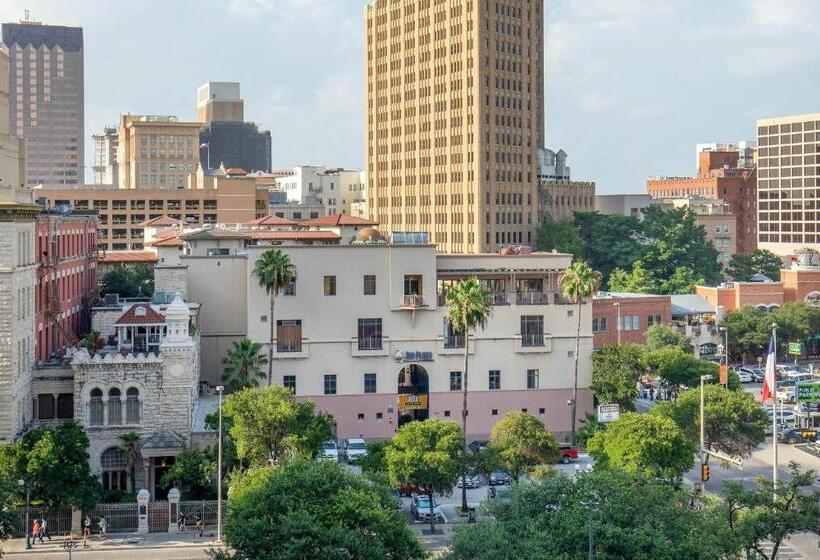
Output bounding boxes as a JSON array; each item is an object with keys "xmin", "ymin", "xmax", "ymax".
[{"xmin": 1, "ymin": 530, "xmax": 224, "ymax": 556}]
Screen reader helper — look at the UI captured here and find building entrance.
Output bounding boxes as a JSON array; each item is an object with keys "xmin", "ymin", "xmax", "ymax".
[{"xmin": 397, "ymin": 364, "xmax": 429, "ymax": 427}]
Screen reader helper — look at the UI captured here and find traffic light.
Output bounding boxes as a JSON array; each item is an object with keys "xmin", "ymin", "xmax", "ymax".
[{"xmin": 701, "ymin": 463, "xmax": 710, "ymax": 482}]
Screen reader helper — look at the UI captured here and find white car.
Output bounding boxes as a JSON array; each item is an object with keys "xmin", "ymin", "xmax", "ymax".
[
  {"xmin": 735, "ymin": 369, "xmax": 753, "ymax": 383},
  {"xmin": 319, "ymin": 440, "xmax": 339, "ymax": 462},
  {"xmin": 786, "ymin": 371, "xmax": 813, "ymax": 383},
  {"xmin": 776, "ymin": 386, "xmax": 795, "ymax": 402},
  {"xmin": 345, "ymin": 438, "xmax": 368, "ymax": 464}
]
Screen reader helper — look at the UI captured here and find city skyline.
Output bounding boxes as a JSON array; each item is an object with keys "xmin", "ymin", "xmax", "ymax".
[{"xmin": 0, "ymin": 0, "xmax": 818, "ymax": 192}]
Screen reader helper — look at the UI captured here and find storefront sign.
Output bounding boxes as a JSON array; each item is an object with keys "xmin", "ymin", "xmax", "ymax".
[
  {"xmin": 597, "ymin": 404, "xmax": 620, "ymax": 423},
  {"xmin": 398, "ymin": 394, "xmax": 428, "ymax": 411},
  {"xmin": 394, "ymin": 350, "xmax": 434, "ymax": 363},
  {"xmin": 796, "ymin": 383, "xmax": 820, "ymax": 403},
  {"xmin": 719, "ymin": 365, "xmax": 729, "ymax": 385},
  {"xmin": 788, "ymin": 342, "xmax": 803, "ymax": 356},
  {"xmin": 804, "ymin": 291, "xmax": 820, "ymax": 307}
]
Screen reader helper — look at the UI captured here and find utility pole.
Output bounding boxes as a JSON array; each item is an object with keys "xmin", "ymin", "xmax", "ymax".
[
  {"xmin": 771, "ymin": 322, "xmax": 778, "ymax": 498},
  {"xmin": 216, "ymin": 385, "xmax": 224, "ymax": 543},
  {"xmin": 580, "ymin": 498, "xmax": 599, "ymax": 560},
  {"xmin": 699, "ymin": 374, "xmax": 713, "ymax": 493},
  {"xmin": 614, "ymin": 302, "xmax": 621, "ymax": 344}
]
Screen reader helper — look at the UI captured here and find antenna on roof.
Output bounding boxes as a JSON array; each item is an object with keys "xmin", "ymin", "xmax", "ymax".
[{"xmin": 24, "ymin": 9, "xmax": 30, "ymax": 21}]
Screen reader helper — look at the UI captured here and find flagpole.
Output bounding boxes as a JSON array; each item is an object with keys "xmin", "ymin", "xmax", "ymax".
[{"xmin": 771, "ymin": 322, "xmax": 778, "ymax": 498}]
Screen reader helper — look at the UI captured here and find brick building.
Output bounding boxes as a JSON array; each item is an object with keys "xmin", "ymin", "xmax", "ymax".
[
  {"xmin": 592, "ymin": 293, "xmax": 672, "ymax": 349},
  {"xmin": 647, "ymin": 149, "xmax": 757, "ymax": 255}
]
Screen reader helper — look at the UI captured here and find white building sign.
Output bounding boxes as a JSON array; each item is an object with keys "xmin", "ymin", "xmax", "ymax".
[{"xmin": 597, "ymin": 404, "xmax": 620, "ymax": 423}]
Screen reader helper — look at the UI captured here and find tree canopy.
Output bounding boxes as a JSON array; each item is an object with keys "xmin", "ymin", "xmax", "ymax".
[
  {"xmin": 643, "ymin": 347, "xmax": 718, "ymax": 390},
  {"xmin": 488, "ymin": 412, "xmax": 559, "ymax": 480},
  {"xmin": 591, "ymin": 343, "xmax": 646, "ymax": 411},
  {"xmin": 535, "ymin": 219, "xmax": 584, "ymax": 256},
  {"xmin": 644, "ymin": 323, "xmax": 694, "ymax": 353},
  {"xmin": 445, "ymin": 469, "xmax": 740, "ymax": 560},
  {"xmin": 587, "ymin": 412, "xmax": 696, "ymax": 481},
  {"xmin": 724, "ymin": 249, "xmax": 783, "ymax": 282},
  {"xmin": 222, "ymin": 460, "xmax": 425, "ymax": 560},
  {"xmin": 221, "ymin": 386, "xmax": 334, "ymax": 466},
  {"xmin": 100, "ymin": 263, "xmax": 154, "ymax": 299},
  {"xmin": 721, "ymin": 302, "xmax": 820, "ymax": 360},
  {"xmin": 221, "ymin": 338, "xmax": 268, "ymax": 391},
  {"xmin": 159, "ymin": 449, "xmax": 214, "ymax": 499}
]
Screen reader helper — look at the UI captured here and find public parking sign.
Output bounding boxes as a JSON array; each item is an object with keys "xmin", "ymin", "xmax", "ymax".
[
  {"xmin": 598, "ymin": 404, "xmax": 620, "ymax": 423},
  {"xmin": 796, "ymin": 382, "xmax": 820, "ymax": 403},
  {"xmin": 788, "ymin": 342, "xmax": 803, "ymax": 356}
]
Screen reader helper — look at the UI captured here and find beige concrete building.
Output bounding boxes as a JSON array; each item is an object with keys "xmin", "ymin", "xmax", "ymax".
[
  {"xmin": 118, "ymin": 115, "xmax": 202, "ymax": 190},
  {"xmin": 538, "ymin": 180, "xmax": 595, "ymax": 222},
  {"xmin": 365, "ymin": 0, "xmax": 545, "ymax": 253},
  {"xmin": 197, "ymin": 82, "xmax": 243, "ymax": 124},
  {"xmin": 757, "ymin": 113, "xmax": 820, "ymax": 255},
  {"xmin": 0, "ymin": 47, "xmax": 25, "ymax": 188}
]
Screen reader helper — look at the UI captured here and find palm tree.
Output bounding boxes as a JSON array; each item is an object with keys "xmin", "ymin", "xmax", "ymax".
[
  {"xmin": 252, "ymin": 249, "xmax": 297, "ymax": 385},
  {"xmin": 81, "ymin": 330, "xmax": 105, "ymax": 353},
  {"xmin": 118, "ymin": 432, "xmax": 140, "ymax": 492},
  {"xmin": 222, "ymin": 338, "xmax": 268, "ymax": 391},
  {"xmin": 445, "ymin": 277, "xmax": 492, "ymax": 513},
  {"xmin": 559, "ymin": 260, "xmax": 602, "ymax": 447}
]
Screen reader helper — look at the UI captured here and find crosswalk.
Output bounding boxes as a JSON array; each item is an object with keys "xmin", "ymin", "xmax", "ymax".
[{"xmin": 756, "ymin": 541, "xmax": 806, "ymax": 560}]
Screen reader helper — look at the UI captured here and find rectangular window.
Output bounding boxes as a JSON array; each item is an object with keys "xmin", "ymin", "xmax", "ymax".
[
  {"xmin": 56, "ymin": 394, "xmax": 73, "ymax": 419},
  {"xmin": 324, "ymin": 374, "xmax": 337, "ymax": 395},
  {"xmin": 592, "ymin": 317, "xmax": 608, "ymax": 333},
  {"xmin": 358, "ymin": 318, "xmax": 383, "ymax": 350},
  {"xmin": 324, "ymin": 275, "xmax": 336, "ymax": 296},
  {"xmin": 647, "ymin": 314, "xmax": 663, "ymax": 326},
  {"xmin": 450, "ymin": 371, "xmax": 462, "ymax": 391},
  {"xmin": 363, "ymin": 275, "xmax": 376, "ymax": 295},
  {"xmin": 37, "ymin": 394, "xmax": 55, "ymax": 420},
  {"xmin": 489, "ymin": 370, "xmax": 501, "ymax": 390},
  {"xmin": 284, "ymin": 281, "xmax": 295, "ymax": 296},
  {"xmin": 283, "ymin": 375, "xmax": 296, "ymax": 392},
  {"xmin": 276, "ymin": 320, "xmax": 302, "ymax": 352},
  {"xmin": 527, "ymin": 369, "xmax": 539, "ymax": 389},
  {"xmin": 520, "ymin": 315, "xmax": 544, "ymax": 346},
  {"xmin": 364, "ymin": 373, "xmax": 377, "ymax": 394}
]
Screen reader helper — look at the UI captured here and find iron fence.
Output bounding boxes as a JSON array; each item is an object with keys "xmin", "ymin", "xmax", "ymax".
[{"xmin": 7, "ymin": 506, "xmax": 72, "ymax": 538}]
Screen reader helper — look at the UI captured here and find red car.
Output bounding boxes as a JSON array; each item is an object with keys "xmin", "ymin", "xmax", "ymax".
[
  {"xmin": 397, "ymin": 483, "xmax": 425, "ymax": 497},
  {"xmin": 558, "ymin": 446, "xmax": 578, "ymax": 464}
]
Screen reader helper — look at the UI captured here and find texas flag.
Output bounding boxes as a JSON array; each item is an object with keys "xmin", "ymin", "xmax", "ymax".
[{"xmin": 762, "ymin": 335, "xmax": 776, "ymax": 403}]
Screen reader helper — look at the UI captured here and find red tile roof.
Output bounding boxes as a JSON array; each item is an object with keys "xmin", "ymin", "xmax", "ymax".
[
  {"xmin": 139, "ymin": 216, "xmax": 187, "ymax": 227},
  {"xmin": 114, "ymin": 304, "xmax": 165, "ymax": 325},
  {"xmin": 225, "ymin": 167, "xmax": 247, "ymax": 175},
  {"xmin": 249, "ymin": 230, "xmax": 340, "ymax": 241},
  {"xmin": 246, "ymin": 215, "xmax": 298, "ymax": 226},
  {"xmin": 99, "ymin": 251, "xmax": 158, "ymax": 264},
  {"xmin": 147, "ymin": 235, "xmax": 184, "ymax": 247},
  {"xmin": 298, "ymin": 214, "xmax": 377, "ymax": 227}
]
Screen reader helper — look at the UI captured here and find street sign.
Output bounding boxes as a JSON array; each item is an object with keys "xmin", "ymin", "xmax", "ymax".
[
  {"xmin": 719, "ymin": 365, "xmax": 728, "ymax": 385},
  {"xmin": 796, "ymin": 382, "xmax": 820, "ymax": 403},
  {"xmin": 788, "ymin": 342, "xmax": 803, "ymax": 356},
  {"xmin": 398, "ymin": 393, "xmax": 428, "ymax": 411},
  {"xmin": 597, "ymin": 404, "xmax": 620, "ymax": 423}
]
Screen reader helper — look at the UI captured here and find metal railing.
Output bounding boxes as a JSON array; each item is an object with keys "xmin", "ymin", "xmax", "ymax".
[
  {"xmin": 485, "ymin": 292, "xmax": 510, "ymax": 306},
  {"xmin": 402, "ymin": 294, "xmax": 425, "ymax": 307},
  {"xmin": 277, "ymin": 340, "xmax": 303, "ymax": 353},
  {"xmin": 358, "ymin": 337, "xmax": 383, "ymax": 351},
  {"xmin": 521, "ymin": 333, "xmax": 545, "ymax": 347},
  {"xmin": 443, "ymin": 335, "xmax": 465, "ymax": 349},
  {"xmin": 516, "ymin": 292, "xmax": 550, "ymax": 305}
]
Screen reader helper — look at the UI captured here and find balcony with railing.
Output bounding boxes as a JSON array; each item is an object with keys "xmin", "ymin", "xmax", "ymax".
[
  {"xmin": 485, "ymin": 292, "xmax": 510, "ymax": 306},
  {"xmin": 400, "ymin": 294, "xmax": 426, "ymax": 308},
  {"xmin": 516, "ymin": 292, "xmax": 550, "ymax": 305},
  {"xmin": 358, "ymin": 336, "xmax": 383, "ymax": 351},
  {"xmin": 521, "ymin": 333, "xmax": 545, "ymax": 347},
  {"xmin": 351, "ymin": 335, "xmax": 389, "ymax": 357},
  {"xmin": 443, "ymin": 335, "xmax": 465, "ymax": 349}
]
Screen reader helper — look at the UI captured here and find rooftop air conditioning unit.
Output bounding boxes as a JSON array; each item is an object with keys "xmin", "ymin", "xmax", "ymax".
[{"xmin": 103, "ymin": 293, "xmax": 120, "ymax": 306}]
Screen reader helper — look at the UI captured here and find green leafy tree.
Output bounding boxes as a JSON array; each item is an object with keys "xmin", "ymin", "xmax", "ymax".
[
  {"xmin": 118, "ymin": 432, "xmax": 140, "ymax": 492},
  {"xmin": 385, "ymin": 419, "xmax": 463, "ymax": 532},
  {"xmin": 721, "ymin": 306, "xmax": 770, "ymax": 361},
  {"xmin": 445, "ymin": 469, "xmax": 740, "ymax": 560},
  {"xmin": 772, "ymin": 302, "xmax": 811, "ymax": 347},
  {"xmin": 81, "ymin": 330, "xmax": 105, "ymax": 353},
  {"xmin": 252, "ymin": 249, "xmax": 297, "ymax": 385},
  {"xmin": 356, "ymin": 440, "xmax": 389, "ymax": 484},
  {"xmin": 0, "ymin": 422, "xmax": 101, "ymax": 511},
  {"xmin": 654, "ymin": 384, "xmax": 768, "ymax": 461},
  {"xmin": 100, "ymin": 263, "xmax": 154, "ymax": 298},
  {"xmin": 591, "ymin": 343, "xmax": 646, "ymax": 411},
  {"xmin": 575, "ymin": 412, "xmax": 605, "ymax": 448},
  {"xmin": 445, "ymin": 276, "xmax": 492, "ymax": 513},
  {"xmin": 221, "ymin": 338, "xmax": 268, "ymax": 391},
  {"xmin": 559, "ymin": 260, "xmax": 602, "ymax": 446},
  {"xmin": 587, "ymin": 412, "xmax": 696, "ymax": 482},
  {"xmin": 725, "ymin": 249, "xmax": 783, "ymax": 282},
  {"xmin": 643, "ymin": 347, "xmax": 718, "ymax": 391},
  {"xmin": 223, "ymin": 460, "xmax": 425, "ymax": 560},
  {"xmin": 0, "ymin": 474, "xmax": 16, "ymax": 555},
  {"xmin": 607, "ymin": 261, "xmax": 653, "ymax": 293},
  {"xmin": 645, "ymin": 323, "xmax": 694, "ymax": 353},
  {"xmin": 573, "ymin": 212, "xmax": 645, "ymax": 285},
  {"xmin": 221, "ymin": 386, "xmax": 334, "ymax": 466},
  {"xmin": 658, "ymin": 266, "xmax": 705, "ymax": 294},
  {"xmin": 535, "ymin": 219, "xmax": 584, "ymax": 256},
  {"xmin": 724, "ymin": 463, "xmax": 820, "ymax": 560},
  {"xmin": 159, "ymin": 449, "xmax": 214, "ymax": 499},
  {"xmin": 489, "ymin": 412, "xmax": 559, "ymax": 481}
]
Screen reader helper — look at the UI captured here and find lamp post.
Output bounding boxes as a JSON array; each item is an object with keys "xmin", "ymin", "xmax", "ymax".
[
  {"xmin": 579, "ymin": 498, "xmax": 599, "ymax": 560},
  {"xmin": 17, "ymin": 479, "xmax": 31, "ymax": 550},
  {"xmin": 771, "ymin": 322, "xmax": 778, "ymax": 497},
  {"xmin": 216, "ymin": 385, "xmax": 224, "ymax": 543},
  {"xmin": 699, "ymin": 374, "xmax": 713, "ymax": 494},
  {"xmin": 614, "ymin": 302, "xmax": 621, "ymax": 344},
  {"xmin": 719, "ymin": 326, "xmax": 728, "ymax": 367}
]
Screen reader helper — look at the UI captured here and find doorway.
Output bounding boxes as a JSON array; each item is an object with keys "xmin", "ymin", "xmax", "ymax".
[{"xmin": 397, "ymin": 364, "xmax": 429, "ymax": 427}]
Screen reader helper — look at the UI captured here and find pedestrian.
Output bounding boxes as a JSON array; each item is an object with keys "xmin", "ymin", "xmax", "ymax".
[
  {"xmin": 83, "ymin": 514, "xmax": 91, "ymax": 548},
  {"xmin": 195, "ymin": 514, "xmax": 203, "ymax": 537},
  {"xmin": 649, "ymin": 387, "xmax": 655, "ymax": 401},
  {"xmin": 40, "ymin": 516, "xmax": 51, "ymax": 541},
  {"xmin": 98, "ymin": 516, "xmax": 108, "ymax": 539},
  {"xmin": 177, "ymin": 511, "xmax": 186, "ymax": 533},
  {"xmin": 32, "ymin": 518, "xmax": 41, "ymax": 545}
]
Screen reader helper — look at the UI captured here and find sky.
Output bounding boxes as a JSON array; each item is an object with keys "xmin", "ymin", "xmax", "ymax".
[{"xmin": 2, "ymin": 0, "xmax": 819, "ymax": 193}]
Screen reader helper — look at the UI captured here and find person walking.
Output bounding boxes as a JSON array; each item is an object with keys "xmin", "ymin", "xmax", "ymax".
[
  {"xmin": 40, "ymin": 517, "xmax": 51, "ymax": 541},
  {"xmin": 195, "ymin": 514, "xmax": 203, "ymax": 537},
  {"xmin": 177, "ymin": 511, "xmax": 186, "ymax": 533},
  {"xmin": 32, "ymin": 518, "xmax": 41, "ymax": 545},
  {"xmin": 98, "ymin": 516, "xmax": 108, "ymax": 539},
  {"xmin": 83, "ymin": 514, "xmax": 92, "ymax": 548}
]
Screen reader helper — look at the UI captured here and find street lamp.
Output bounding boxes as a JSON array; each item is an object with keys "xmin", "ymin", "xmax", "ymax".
[
  {"xmin": 719, "ymin": 326, "xmax": 728, "ymax": 367},
  {"xmin": 216, "ymin": 385, "xmax": 224, "ymax": 543},
  {"xmin": 579, "ymin": 498, "xmax": 600, "ymax": 560},
  {"xmin": 770, "ymin": 322, "xmax": 778, "ymax": 496},
  {"xmin": 699, "ymin": 374, "xmax": 713, "ymax": 494},
  {"xmin": 613, "ymin": 302, "xmax": 621, "ymax": 344},
  {"xmin": 17, "ymin": 479, "xmax": 31, "ymax": 550}
]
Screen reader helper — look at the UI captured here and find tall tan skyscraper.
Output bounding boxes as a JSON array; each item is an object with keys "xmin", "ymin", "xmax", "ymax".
[{"xmin": 365, "ymin": 0, "xmax": 545, "ymax": 253}]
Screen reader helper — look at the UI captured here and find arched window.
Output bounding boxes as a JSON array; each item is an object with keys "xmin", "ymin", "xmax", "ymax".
[
  {"xmin": 100, "ymin": 447, "xmax": 128, "ymax": 491},
  {"xmin": 126, "ymin": 387, "xmax": 141, "ymax": 424},
  {"xmin": 89, "ymin": 388, "xmax": 103, "ymax": 426},
  {"xmin": 108, "ymin": 388, "xmax": 122, "ymax": 425}
]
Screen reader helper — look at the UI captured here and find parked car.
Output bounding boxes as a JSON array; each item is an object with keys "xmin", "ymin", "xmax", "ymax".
[
  {"xmin": 468, "ymin": 440, "xmax": 489, "ymax": 453},
  {"xmin": 735, "ymin": 369, "xmax": 753, "ymax": 383},
  {"xmin": 786, "ymin": 371, "xmax": 814, "ymax": 383},
  {"xmin": 457, "ymin": 474, "xmax": 481, "ymax": 488},
  {"xmin": 488, "ymin": 471, "xmax": 511, "ymax": 485},
  {"xmin": 397, "ymin": 483, "xmax": 424, "ymax": 497},
  {"xmin": 345, "ymin": 438, "xmax": 368, "ymax": 464},
  {"xmin": 558, "ymin": 446, "xmax": 579, "ymax": 464},
  {"xmin": 318, "ymin": 440, "xmax": 339, "ymax": 462},
  {"xmin": 411, "ymin": 495, "xmax": 444, "ymax": 522},
  {"xmin": 777, "ymin": 428, "xmax": 819, "ymax": 444},
  {"xmin": 749, "ymin": 367, "xmax": 765, "ymax": 382}
]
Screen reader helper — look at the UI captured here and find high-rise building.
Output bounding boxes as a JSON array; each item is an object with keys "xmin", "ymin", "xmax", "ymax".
[
  {"xmin": 197, "ymin": 82, "xmax": 272, "ymax": 173},
  {"xmin": 535, "ymin": 148, "xmax": 595, "ymax": 223},
  {"xmin": 365, "ymin": 0, "xmax": 545, "ymax": 253},
  {"xmin": 2, "ymin": 17, "xmax": 84, "ymax": 187},
  {"xmin": 756, "ymin": 113, "xmax": 820, "ymax": 256},
  {"xmin": 92, "ymin": 126, "xmax": 118, "ymax": 185},
  {"xmin": 0, "ymin": 46, "xmax": 25, "ymax": 187}
]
